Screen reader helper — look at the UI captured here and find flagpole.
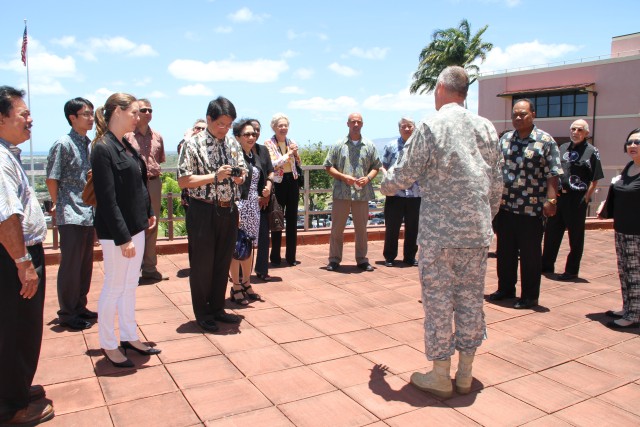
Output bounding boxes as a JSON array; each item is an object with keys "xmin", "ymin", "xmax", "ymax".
[{"xmin": 23, "ymin": 19, "xmax": 35, "ymax": 186}]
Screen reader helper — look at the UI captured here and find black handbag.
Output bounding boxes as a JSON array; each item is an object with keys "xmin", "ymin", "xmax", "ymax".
[
  {"xmin": 233, "ymin": 229, "xmax": 254, "ymax": 260},
  {"xmin": 296, "ymin": 163, "xmax": 304, "ymax": 189},
  {"xmin": 269, "ymin": 194, "xmax": 285, "ymax": 232}
]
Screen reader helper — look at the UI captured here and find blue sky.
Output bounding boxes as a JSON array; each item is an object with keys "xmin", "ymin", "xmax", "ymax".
[{"xmin": 1, "ymin": 0, "xmax": 638, "ymax": 153}]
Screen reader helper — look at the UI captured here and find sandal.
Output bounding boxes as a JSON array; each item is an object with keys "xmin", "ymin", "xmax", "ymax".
[
  {"xmin": 241, "ymin": 281, "xmax": 262, "ymax": 301},
  {"xmin": 230, "ymin": 284, "xmax": 249, "ymax": 305}
]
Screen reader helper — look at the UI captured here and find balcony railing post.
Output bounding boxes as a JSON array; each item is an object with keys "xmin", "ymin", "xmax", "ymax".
[
  {"xmin": 166, "ymin": 193, "xmax": 174, "ymax": 241},
  {"xmin": 303, "ymin": 168, "xmax": 310, "ymax": 231}
]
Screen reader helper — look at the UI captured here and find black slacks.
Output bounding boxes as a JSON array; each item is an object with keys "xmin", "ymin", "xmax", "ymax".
[
  {"xmin": 383, "ymin": 196, "xmax": 421, "ymax": 262},
  {"xmin": 271, "ymin": 173, "xmax": 299, "ymax": 264},
  {"xmin": 542, "ymin": 191, "xmax": 588, "ymax": 275},
  {"xmin": 186, "ymin": 199, "xmax": 238, "ymax": 321},
  {"xmin": 255, "ymin": 209, "xmax": 270, "ymax": 275},
  {"xmin": 494, "ymin": 210, "xmax": 544, "ymax": 300},
  {"xmin": 57, "ymin": 224, "xmax": 94, "ymax": 322},
  {"xmin": 0, "ymin": 243, "xmax": 45, "ymax": 419}
]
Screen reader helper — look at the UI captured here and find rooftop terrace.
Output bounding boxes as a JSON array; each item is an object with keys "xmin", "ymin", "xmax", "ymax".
[{"xmin": 36, "ymin": 228, "xmax": 640, "ymax": 426}]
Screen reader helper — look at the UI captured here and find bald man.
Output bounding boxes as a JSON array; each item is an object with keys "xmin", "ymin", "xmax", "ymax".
[{"xmin": 542, "ymin": 119, "xmax": 603, "ymax": 280}]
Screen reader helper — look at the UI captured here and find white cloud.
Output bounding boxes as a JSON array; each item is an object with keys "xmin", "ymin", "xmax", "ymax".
[
  {"xmin": 362, "ymin": 88, "xmax": 435, "ymax": 113},
  {"xmin": 29, "ymin": 77, "xmax": 67, "ymax": 95},
  {"xmin": 287, "ymin": 30, "xmax": 328, "ymax": 41},
  {"xmin": 134, "ymin": 77, "xmax": 152, "ymax": 87},
  {"xmin": 289, "ymin": 96, "xmax": 358, "ymax": 112},
  {"xmin": 168, "ymin": 59, "xmax": 289, "ymax": 83},
  {"xmin": 178, "ymin": 84, "xmax": 214, "ymax": 96},
  {"xmin": 347, "ymin": 47, "xmax": 389, "ymax": 60},
  {"xmin": 293, "ymin": 67, "xmax": 314, "ymax": 80},
  {"xmin": 51, "ymin": 36, "xmax": 76, "ymax": 48},
  {"xmin": 281, "ymin": 86, "xmax": 305, "ymax": 94},
  {"xmin": 328, "ymin": 62, "xmax": 359, "ymax": 77},
  {"xmin": 147, "ymin": 90, "xmax": 167, "ymax": 99},
  {"xmin": 57, "ymin": 36, "xmax": 158, "ymax": 61},
  {"xmin": 215, "ymin": 26, "xmax": 233, "ymax": 34},
  {"xmin": 281, "ymin": 50, "xmax": 298, "ymax": 59},
  {"xmin": 228, "ymin": 7, "xmax": 269, "ymax": 23},
  {"xmin": 84, "ymin": 88, "xmax": 114, "ymax": 107},
  {"xmin": 480, "ymin": 40, "xmax": 582, "ymax": 74}
]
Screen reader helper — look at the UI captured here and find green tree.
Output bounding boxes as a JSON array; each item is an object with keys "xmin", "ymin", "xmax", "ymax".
[
  {"xmin": 159, "ymin": 172, "xmax": 187, "ymax": 237},
  {"xmin": 410, "ymin": 19, "xmax": 493, "ymax": 95},
  {"xmin": 298, "ymin": 141, "xmax": 332, "ymax": 226}
]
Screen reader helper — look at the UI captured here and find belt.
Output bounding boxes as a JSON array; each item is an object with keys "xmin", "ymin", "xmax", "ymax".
[
  {"xmin": 193, "ymin": 198, "xmax": 232, "ymax": 207},
  {"xmin": 148, "ymin": 176, "xmax": 159, "ymax": 180}
]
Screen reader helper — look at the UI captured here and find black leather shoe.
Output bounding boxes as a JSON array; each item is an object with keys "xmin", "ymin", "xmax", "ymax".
[
  {"xmin": 605, "ymin": 310, "xmax": 624, "ymax": 319},
  {"xmin": 101, "ymin": 349, "xmax": 134, "ymax": 368},
  {"xmin": 384, "ymin": 260, "xmax": 394, "ymax": 267},
  {"xmin": 357, "ymin": 262, "xmax": 374, "ymax": 272},
  {"xmin": 29, "ymin": 385, "xmax": 45, "ymax": 402},
  {"xmin": 213, "ymin": 311, "xmax": 243, "ymax": 324},
  {"xmin": 556, "ymin": 273, "xmax": 578, "ymax": 281},
  {"xmin": 78, "ymin": 310, "xmax": 98, "ymax": 319},
  {"xmin": 256, "ymin": 273, "xmax": 272, "ymax": 282},
  {"xmin": 404, "ymin": 259, "xmax": 418, "ymax": 267},
  {"xmin": 606, "ymin": 320, "xmax": 638, "ymax": 329},
  {"xmin": 61, "ymin": 318, "xmax": 92, "ymax": 330},
  {"xmin": 514, "ymin": 298, "xmax": 538, "ymax": 309},
  {"xmin": 326, "ymin": 262, "xmax": 340, "ymax": 271},
  {"xmin": 541, "ymin": 267, "xmax": 555, "ymax": 274},
  {"xmin": 287, "ymin": 260, "xmax": 300, "ymax": 266},
  {"xmin": 120, "ymin": 341, "xmax": 162, "ymax": 356},
  {"xmin": 197, "ymin": 319, "xmax": 219, "ymax": 333},
  {"xmin": 488, "ymin": 290, "xmax": 516, "ymax": 301},
  {"xmin": 271, "ymin": 259, "xmax": 282, "ymax": 266}
]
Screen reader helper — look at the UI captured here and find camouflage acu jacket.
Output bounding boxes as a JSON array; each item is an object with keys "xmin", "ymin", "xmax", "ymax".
[{"xmin": 380, "ymin": 103, "xmax": 503, "ymax": 248}]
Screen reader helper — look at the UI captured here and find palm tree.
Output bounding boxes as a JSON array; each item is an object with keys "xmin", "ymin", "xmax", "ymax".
[{"xmin": 410, "ymin": 19, "xmax": 493, "ymax": 95}]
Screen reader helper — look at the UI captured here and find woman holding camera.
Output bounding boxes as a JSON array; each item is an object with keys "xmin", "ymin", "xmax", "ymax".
[
  {"xmin": 265, "ymin": 113, "xmax": 302, "ymax": 267},
  {"xmin": 228, "ymin": 120, "xmax": 271, "ymax": 304}
]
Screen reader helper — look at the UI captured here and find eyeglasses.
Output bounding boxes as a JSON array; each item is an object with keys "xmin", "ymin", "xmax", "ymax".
[
  {"xmin": 194, "ymin": 126, "xmax": 206, "ymax": 131},
  {"xmin": 240, "ymin": 132, "xmax": 258, "ymax": 138},
  {"xmin": 570, "ymin": 127, "xmax": 586, "ymax": 132},
  {"xmin": 77, "ymin": 112, "xmax": 94, "ymax": 118},
  {"xmin": 139, "ymin": 108, "xmax": 153, "ymax": 113},
  {"xmin": 625, "ymin": 139, "xmax": 640, "ymax": 147}
]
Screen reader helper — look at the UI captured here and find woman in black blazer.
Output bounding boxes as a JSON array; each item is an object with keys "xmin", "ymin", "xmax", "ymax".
[{"xmin": 91, "ymin": 93, "xmax": 161, "ymax": 368}]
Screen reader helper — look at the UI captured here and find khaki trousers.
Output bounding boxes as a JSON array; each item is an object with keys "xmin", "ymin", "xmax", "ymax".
[
  {"xmin": 329, "ymin": 199, "xmax": 369, "ymax": 264},
  {"xmin": 142, "ymin": 177, "xmax": 161, "ymax": 273}
]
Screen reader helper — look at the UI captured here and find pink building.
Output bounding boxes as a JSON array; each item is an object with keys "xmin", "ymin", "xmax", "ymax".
[{"xmin": 478, "ymin": 32, "xmax": 640, "ymax": 210}]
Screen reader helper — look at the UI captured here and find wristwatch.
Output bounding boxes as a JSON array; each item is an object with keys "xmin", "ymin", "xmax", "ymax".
[
  {"xmin": 547, "ymin": 198, "xmax": 557, "ymax": 205},
  {"xmin": 14, "ymin": 253, "xmax": 32, "ymax": 264}
]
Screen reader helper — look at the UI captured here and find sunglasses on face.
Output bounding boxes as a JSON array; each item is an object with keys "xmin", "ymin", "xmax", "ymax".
[
  {"xmin": 625, "ymin": 139, "xmax": 640, "ymax": 147},
  {"xmin": 241, "ymin": 132, "xmax": 258, "ymax": 138},
  {"xmin": 570, "ymin": 127, "xmax": 586, "ymax": 132},
  {"xmin": 194, "ymin": 126, "xmax": 206, "ymax": 131},
  {"xmin": 139, "ymin": 108, "xmax": 153, "ymax": 113}
]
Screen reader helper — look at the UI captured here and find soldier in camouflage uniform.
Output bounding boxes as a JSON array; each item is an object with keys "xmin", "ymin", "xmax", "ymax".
[{"xmin": 381, "ymin": 66, "xmax": 503, "ymax": 398}]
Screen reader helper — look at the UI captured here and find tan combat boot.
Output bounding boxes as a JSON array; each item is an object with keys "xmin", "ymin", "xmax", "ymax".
[
  {"xmin": 410, "ymin": 359, "xmax": 453, "ymax": 398},
  {"xmin": 455, "ymin": 351, "xmax": 475, "ymax": 394}
]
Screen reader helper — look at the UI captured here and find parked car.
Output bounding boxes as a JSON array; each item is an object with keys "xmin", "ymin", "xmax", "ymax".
[{"xmin": 369, "ymin": 218, "xmax": 384, "ymax": 225}]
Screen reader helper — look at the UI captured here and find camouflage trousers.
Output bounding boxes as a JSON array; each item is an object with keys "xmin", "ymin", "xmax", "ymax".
[{"xmin": 419, "ymin": 245, "xmax": 488, "ymax": 360}]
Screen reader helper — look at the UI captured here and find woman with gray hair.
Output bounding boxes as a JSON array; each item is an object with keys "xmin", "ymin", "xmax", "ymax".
[{"xmin": 264, "ymin": 113, "xmax": 302, "ymax": 266}]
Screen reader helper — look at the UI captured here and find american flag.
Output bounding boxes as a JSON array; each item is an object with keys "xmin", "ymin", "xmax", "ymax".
[{"xmin": 21, "ymin": 25, "xmax": 27, "ymax": 66}]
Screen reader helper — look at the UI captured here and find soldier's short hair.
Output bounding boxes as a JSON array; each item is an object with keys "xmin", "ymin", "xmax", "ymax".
[{"xmin": 436, "ymin": 66, "xmax": 469, "ymax": 98}]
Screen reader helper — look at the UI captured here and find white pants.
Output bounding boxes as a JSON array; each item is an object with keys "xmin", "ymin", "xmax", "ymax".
[{"xmin": 98, "ymin": 231, "xmax": 145, "ymax": 350}]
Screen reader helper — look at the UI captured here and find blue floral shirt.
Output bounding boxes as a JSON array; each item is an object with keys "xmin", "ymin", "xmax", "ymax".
[
  {"xmin": 382, "ymin": 137, "xmax": 420, "ymax": 197},
  {"xmin": 499, "ymin": 126, "xmax": 562, "ymax": 217},
  {"xmin": 46, "ymin": 129, "xmax": 93, "ymax": 226},
  {"xmin": 0, "ymin": 139, "xmax": 47, "ymax": 246}
]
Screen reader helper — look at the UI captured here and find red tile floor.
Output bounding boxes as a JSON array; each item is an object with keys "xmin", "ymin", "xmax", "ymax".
[{"xmin": 36, "ymin": 229, "xmax": 640, "ymax": 426}]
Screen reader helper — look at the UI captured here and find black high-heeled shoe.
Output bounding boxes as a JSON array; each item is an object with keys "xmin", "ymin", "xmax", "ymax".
[
  {"xmin": 241, "ymin": 281, "xmax": 262, "ymax": 301},
  {"xmin": 120, "ymin": 341, "xmax": 162, "ymax": 356},
  {"xmin": 101, "ymin": 349, "xmax": 134, "ymax": 368},
  {"xmin": 230, "ymin": 285, "xmax": 249, "ymax": 305}
]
